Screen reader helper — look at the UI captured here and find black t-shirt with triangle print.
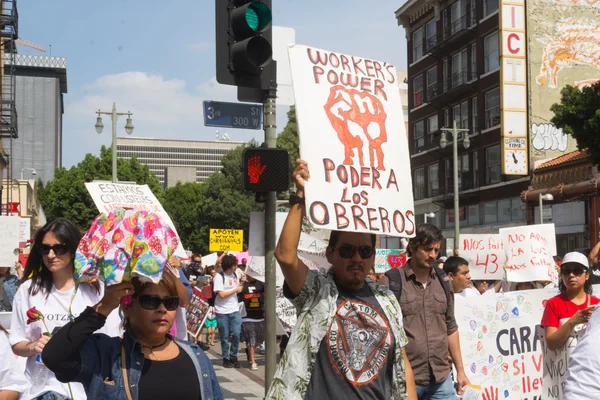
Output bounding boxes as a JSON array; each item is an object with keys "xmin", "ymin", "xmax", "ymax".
[{"xmin": 305, "ymin": 283, "xmax": 395, "ymax": 400}]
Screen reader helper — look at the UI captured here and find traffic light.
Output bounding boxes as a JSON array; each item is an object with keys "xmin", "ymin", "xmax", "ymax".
[
  {"xmin": 216, "ymin": 0, "xmax": 274, "ymax": 90},
  {"xmin": 242, "ymin": 147, "xmax": 290, "ymax": 192}
]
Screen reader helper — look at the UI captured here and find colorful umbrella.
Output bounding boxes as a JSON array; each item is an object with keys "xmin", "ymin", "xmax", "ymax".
[{"xmin": 74, "ymin": 208, "xmax": 179, "ymax": 285}]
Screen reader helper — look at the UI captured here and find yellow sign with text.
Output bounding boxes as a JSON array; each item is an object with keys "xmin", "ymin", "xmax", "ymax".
[{"xmin": 209, "ymin": 229, "xmax": 243, "ymax": 252}]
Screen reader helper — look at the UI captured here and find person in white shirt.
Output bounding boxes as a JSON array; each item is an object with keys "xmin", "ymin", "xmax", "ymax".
[
  {"xmin": 0, "ymin": 323, "xmax": 27, "ymax": 399},
  {"xmin": 443, "ymin": 256, "xmax": 479, "ymax": 297},
  {"xmin": 212, "ymin": 254, "xmax": 246, "ymax": 369},
  {"xmin": 564, "ymin": 306, "xmax": 600, "ymax": 399},
  {"xmin": 9, "ymin": 218, "xmax": 121, "ymax": 400}
]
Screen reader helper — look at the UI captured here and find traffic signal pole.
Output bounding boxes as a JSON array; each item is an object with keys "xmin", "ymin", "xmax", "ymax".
[{"xmin": 263, "ymin": 93, "xmax": 277, "ymax": 392}]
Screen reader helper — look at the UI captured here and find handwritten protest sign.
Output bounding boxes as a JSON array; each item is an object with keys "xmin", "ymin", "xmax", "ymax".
[
  {"xmin": 460, "ymin": 234, "xmax": 506, "ymax": 280},
  {"xmin": 289, "ymin": 45, "xmax": 415, "ymax": 237},
  {"xmin": 209, "ymin": 229, "xmax": 243, "ymax": 252},
  {"xmin": 245, "ymin": 256, "xmax": 285, "ymax": 288},
  {"xmin": 276, "ymin": 287, "xmax": 297, "ymax": 332},
  {"xmin": 500, "ymin": 224, "xmax": 557, "ymax": 282},
  {"xmin": 374, "ymin": 249, "xmax": 406, "ymax": 273},
  {"xmin": 186, "ymin": 287, "xmax": 210, "ymax": 337},
  {"xmin": 455, "ymin": 288, "xmax": 552, "ymax": 400},
  {"xmin": 85, "ymin": 182, "xmax": 185, "ymax": 257},
  {"xmin": 0, "ymin": 216, "xmax": 20, "ymax": 266},
  {"xmin": 18, "ymin": 218, "xmax": 30, "ymax": 248}
]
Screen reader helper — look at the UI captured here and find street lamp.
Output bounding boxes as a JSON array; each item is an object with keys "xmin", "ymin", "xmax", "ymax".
[
  {"xmin": 539, "ymin": 193, "xmax": 554, "ymax": 224},
  {"xmin": 20, "ymin": 168, "xmax": 37, "ymax": 180},
  {"xmin": 95, "ymin": 103, "xmax": 134, "ymax": 183},
  {"xmin": 424, "ymin": 212, "xmax": 435, "ymax": 224},
  {"xmin": 440, "ymin": 120, "xmax": 470, "ymax": 252}
]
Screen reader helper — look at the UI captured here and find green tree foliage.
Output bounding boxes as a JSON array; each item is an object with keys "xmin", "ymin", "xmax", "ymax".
[
  {"xmin": 38, "ymin": 146, "xmax": 162, "ymax": 232},
  {"xmin": 277, "ymin": 105, "xmax": 300, "ymax": 163},
  {"xmin": 551, "ymin": 84, "xmax": 600, "ymax": 164},
  {"xmin": 161, "ymin": 182, "xmax": 205, "ymax": 253}
]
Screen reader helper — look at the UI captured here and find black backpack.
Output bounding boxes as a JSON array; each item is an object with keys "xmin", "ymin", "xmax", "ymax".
[
  {"xmin": 208, "ymin": 272, "xmax": 225, "ymax": 307},
  {"xmin": 385, "ymin": 265, "xmax": 454, "ymax": 312}
]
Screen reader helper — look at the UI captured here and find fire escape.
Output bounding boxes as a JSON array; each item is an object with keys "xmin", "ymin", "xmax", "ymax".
[{"xmin": 0, "ymin": 0, "xmax": 17, "ymax": 215}]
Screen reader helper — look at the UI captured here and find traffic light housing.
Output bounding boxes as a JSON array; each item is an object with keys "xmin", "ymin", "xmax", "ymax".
[
  {"xmin": 216, "ymin": 0, "xmax": 274, "ymax": 90},
  {"xmin": 242, "ymin": 147, "xmax": 290, "ymax": 192}
]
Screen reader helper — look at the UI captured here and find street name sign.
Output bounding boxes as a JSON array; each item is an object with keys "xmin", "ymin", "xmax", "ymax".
[{"xmin": 203, "ymin": 100, "xmax": 262, "ymax": 130}]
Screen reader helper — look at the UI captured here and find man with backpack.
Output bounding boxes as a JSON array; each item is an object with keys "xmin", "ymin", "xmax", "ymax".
[
  {"xmin": 384, "ymin": 224, "xmax": 469, "ymax": 399},
  {"xmin": 212, "ymin": 254, "xmax": 246, "ymax": 368}
]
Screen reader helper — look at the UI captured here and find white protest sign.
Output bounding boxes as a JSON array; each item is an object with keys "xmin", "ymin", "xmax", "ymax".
[
  {"xmin": 374, "ymin": 249, "xmax": 406, "ymax": 273},
  {"xmin": 18, "ymin": 218, "xmax": 30, "ymax": 247},
  {"xmin": 289, "ymin": 44, "xmax": 415, "ymax": 237},
  {"xmin": 460, "ymin": 234, "xmax": 506, "ymax": 280},
  {"xmin": 0, "ymin": 216, "xmax": 20, "ymax": 266},
  {"xmin": 276, "ymin": 287, "xmax": 297, "ymax": 332},
  {"xmin": 500, "ymin": 224, "xmax": 557, "ymax": 282},
  {"xmin": 85, "ymin": 182, "xmax": 185, "ymax": 257},
  {"xmin": 245, "ymin": 256, "xmax": 285, "ymax": 288}
]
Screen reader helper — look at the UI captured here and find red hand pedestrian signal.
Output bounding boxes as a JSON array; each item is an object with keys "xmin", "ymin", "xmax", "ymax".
[
  {"xmin": 247, "ymin": 155, "xmax": 267, "ymax": 184},
  {"xmin": 242, "ymin": 147, "xmax": 290, "ymax": 192}
]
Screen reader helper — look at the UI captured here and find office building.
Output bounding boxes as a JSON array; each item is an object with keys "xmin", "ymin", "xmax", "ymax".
[{"xmin": 116, "ymin": 137, "xmax": 243, "ymax": 187}]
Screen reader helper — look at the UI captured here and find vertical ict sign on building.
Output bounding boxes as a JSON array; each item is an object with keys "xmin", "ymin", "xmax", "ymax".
[{"xmin": 500, "ymin": 0, "xmax": 528, "ymax": 176}]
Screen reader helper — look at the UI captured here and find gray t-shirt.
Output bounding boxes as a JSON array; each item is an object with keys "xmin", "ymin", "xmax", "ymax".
[{"xmin": 305, "ymin": 283, "xmax": 395, "ymax": 399}]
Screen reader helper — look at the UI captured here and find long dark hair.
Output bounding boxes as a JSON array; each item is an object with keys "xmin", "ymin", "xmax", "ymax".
[{"xmin": 22, "ymin": 218, "xmax": 99, "ymax": 297}]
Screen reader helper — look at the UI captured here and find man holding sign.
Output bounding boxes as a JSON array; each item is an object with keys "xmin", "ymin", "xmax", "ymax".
[{"xmin": 266, "ymin": 160, "xmax": 416, "ymax": 400}]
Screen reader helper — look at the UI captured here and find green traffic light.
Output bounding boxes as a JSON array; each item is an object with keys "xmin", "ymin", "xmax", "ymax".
[{"xmin": 245, "ymin": 2, "xmax": 272, "ymax": 32}]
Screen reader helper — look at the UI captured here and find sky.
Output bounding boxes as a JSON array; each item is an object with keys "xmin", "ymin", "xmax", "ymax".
[{"xmin": 19, "ymin": 0, "xmax": 408, "ymax": 168}]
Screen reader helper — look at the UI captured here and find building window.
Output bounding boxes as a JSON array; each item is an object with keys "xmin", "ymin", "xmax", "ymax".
[
  {"xmin": 451, "ymin": 48, "xmax": 468, "ymax": 87},
  {"xmin": 451, "ymin": 100, "xmax": 469, "ymax": 129},
  {"xmin": 443, "ymin": 108, "xmax": 450, "ymax": 128},
  {"xmin": 427, "ymin": 66, "xmax": 437, "ymax": 100},
  {"xmin": 468, "ymin": 204, "xmax": 480, "ymax": 226},
  {"xmin": 486, "ymin": 145, "xmax": 501, "ymax": 185},
  {"xmin": 458, "ymin": 153, "xmax": 472, "ymax": 190},
  {"xmin": 413, "ymin": 27, "xmax": 424, "ymax": 62},
  {"xmin": 414, "ymin": 120, "xmax": 425, "ymax": 151},
  {"xmin": 470, "ymin": 42, "xmax": 477, "ymax": 79},
  {"xmin": 414, "ymin": 168, "xmax": 425, "ymax": 200},
  {"xmin": 511, "ymin": 198, "xmax": 526, "ymax": 221},
  {"xmin": 443, "ymin": 58, "xmax": 449, "ymax": 91},
  {"xmin": 483, "ymin": 202, "xmax": 498, "ymax": 224},
  {"xmin": 498, "ymin": 199, "xmax": 512, "ymax": 223},
  {"xmin": 426, "ymin": 19, "xmax": 437, "ymax": 50},
  {"xmin": 428, "ymin": 163, "xmax": 439, "ymax": 197},
  {"xmin": 414, "ymin": 75, "xmax": 424, "ymax": 107},
  {"xmin": 484, "ymin": 0, "xmax": 499, "ymax": 17},
  {"xmin": 427, "ymin": 113, "xmax": 438, "ymax": 143},
  {"xmin": 445, "ymin": 159, "xmax": 451, "ymax": 194},
  {"xmin": 484, "ymin": 32, "xmax": 499, "ymax": 73},
  {"xmin": 450, "ymin": 0, "xmax": 467, "ymax": 35},
  {"xmin": 471, "ymin": 96, "xmax": 478, "ymax": 133},
  {"xmin": 485, "ymin": 87, "xmax": 500, "ymax": 128},
  {"xmin": 473, "ymin": 150, "xmax": 479, "ymax": 187}
]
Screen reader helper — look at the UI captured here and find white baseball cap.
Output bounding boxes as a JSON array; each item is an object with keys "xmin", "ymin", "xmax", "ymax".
[{"xmin": 561, "ymin": 252, "xmax": 589, "ymax": 270}]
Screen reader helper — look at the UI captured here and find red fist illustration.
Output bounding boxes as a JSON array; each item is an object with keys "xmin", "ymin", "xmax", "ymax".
[{"xmin": 247, "ymin": 155, "xmax": 267, "ymax": 184}]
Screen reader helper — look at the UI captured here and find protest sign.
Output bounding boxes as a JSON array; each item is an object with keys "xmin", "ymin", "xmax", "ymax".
[
  {"xmin": 289, "ymin": 45, "xmax": 415, "ymax": 237},
  {"xmin": 245, "ymin": 256, "xmax": 285, "ymax": 288},
  {"xmin": 18, "ymin": 218, "xmax": 30, "ymax": 248},
  {"xmin": 455, "ymin": 288, "xmax": 553, "ymax": 400},
  {"xmin": 374, "ymin": 249, "xmax": 406, "ymax": 273},
  {"xmin": 460, "ymin": 234, "xmax": 506, "ymax": 280},
  {"xmin": 276, "ymin": 287, "xmax": 297, "ymax": 332},
  {"xmin": 500, "ymin": 224, "xmax": 557, "ymax": 282},
  {"xmin": 209, "ymin": 229, "xmax": 243, "ymax": 252},
  {"xmin": 186, "ymin": 287, "xmax": 210, "ymax": 337},
  {"xmin": 85, "ymin": 182, "xmax": 185, "ymax": 257},
  {"xmin": 0, "ymin": 216, "xmax": 20, "ymax": 266}
]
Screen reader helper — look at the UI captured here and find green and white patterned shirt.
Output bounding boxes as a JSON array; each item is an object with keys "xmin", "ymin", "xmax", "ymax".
[{"xmin": 266, "ymin": 269, "xmax": 410, "ymax": 400}]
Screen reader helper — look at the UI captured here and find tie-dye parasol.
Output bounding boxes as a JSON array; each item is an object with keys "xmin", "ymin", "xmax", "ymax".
[{"xmin": 74, "ymin": 208, "xmax": 179, "ymax": 285}]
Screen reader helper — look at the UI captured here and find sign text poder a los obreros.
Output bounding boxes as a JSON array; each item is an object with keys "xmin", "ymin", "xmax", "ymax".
[{"xmin": 289, "ymin": 45, "xmax": 415, "ymax": 236}]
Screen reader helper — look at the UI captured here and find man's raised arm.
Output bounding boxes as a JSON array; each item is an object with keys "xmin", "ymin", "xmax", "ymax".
[{"xmin": 274, "ymin": 159, "xmax": 310, "ymax": 297}]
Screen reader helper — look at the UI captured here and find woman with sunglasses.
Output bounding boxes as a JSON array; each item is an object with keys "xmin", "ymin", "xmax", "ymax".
[
  {"xmin": 541, "ymin": 251, "xmax": 600, "ymax": 351},
  {"xmin": 41, "ymin": 272, "xmax": 223, "ymax": 400},
  {"xmin": 10, "ymin": 218, "xmax": 121, "ymax": 400}
]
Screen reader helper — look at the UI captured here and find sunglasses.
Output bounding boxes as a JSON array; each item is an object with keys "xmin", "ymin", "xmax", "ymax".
[
  {"xmin": 336, "ymin": 245, "xmax": 374, "ymax": 259},
  {"xmin": 40, "ymin": 243, "xmax": 70, "ymax": 256},
  {"xmin": 135, "ymin": 295, "xmax": 180, "ymax": 311},
  {"xmin": 561, "ymin": 268, "xmax": 586, "ymax": 276}
]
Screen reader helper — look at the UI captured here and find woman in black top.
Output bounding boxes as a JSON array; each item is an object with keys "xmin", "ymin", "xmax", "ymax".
[{"xmin": 42, "ymin": 271, "xmax": 223, "ymax": 400}]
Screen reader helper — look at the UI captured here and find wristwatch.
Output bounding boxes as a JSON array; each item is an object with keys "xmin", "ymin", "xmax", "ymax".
[{"xmin": 289, "ymin": 194, "xmax": 305, "ymax": 206}]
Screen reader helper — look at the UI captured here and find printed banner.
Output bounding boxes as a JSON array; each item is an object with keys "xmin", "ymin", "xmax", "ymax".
[
  {"xmin": 0, "ymin": 216, "xmax": 20, "ymax": 266},
  {"xmin": 500, "ymin": 224, "xmax": 557, "ymax": 282},
  {"xmin": 455, "ymin": 288, "xmax": 553, "ymax": 400},
  {"xmin": 85, "ymin": 182, "xmax": 185, "ymax": 257},
  {"xmin": 186, "ymin": 287, "xmax": 210, "ymax": 337},
  {"xmin": 460, "ymin": 234, "xmax": 506, "ymax": 280},
  {"xmin": 374, "ymin": 249, "xmax": 406, "ymax": 273},
  {"xmin": 209, "ymin": 229, "xmax": 243, "ymax": 252},
  {"xmin": 289, "ymin": 44, "xmax": 415, "ymax": 237}
]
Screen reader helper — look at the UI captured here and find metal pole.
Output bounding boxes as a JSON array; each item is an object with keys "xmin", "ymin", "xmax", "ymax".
[
  {"xmin": 263, "ymin": 94, "xmax": 277, "ymax": 392},
  {"xmin": 112, "ymin": 102, "xmax": 118, "ymax": 183},
  {"xmin": 539, "ymin": 194, "xmax": 543, "ymax": 224},
  {"xmin": 453, "ymin": 120, "xmax": 460, "ymax": 252}
]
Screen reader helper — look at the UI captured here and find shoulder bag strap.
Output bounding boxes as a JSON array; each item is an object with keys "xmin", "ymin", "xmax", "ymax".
[{"xmin": 121, "ymin": 342, "xmax": 134, "ymax": 400}]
